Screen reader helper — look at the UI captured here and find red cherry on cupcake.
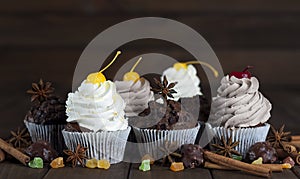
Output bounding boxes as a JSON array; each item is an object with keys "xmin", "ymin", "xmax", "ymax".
[{"xmin": 229, "ymin": 66, "xmax": 254, "ymax": 79}]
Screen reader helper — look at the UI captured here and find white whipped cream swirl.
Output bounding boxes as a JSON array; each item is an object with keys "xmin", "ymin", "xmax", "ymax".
[
  {"xmin": 209, "ymin": 75, "xmax": 272, "ymax": 128},
  {"xmin": 66, "ymin": 80, "xmax": 128, "ymax": 132},
  {"xmin": 115, "ymin": 78, "xmax": 154, "ymax": 117},
  {"xmin": 162, "ymin": 65, "xmax": 202, "ymax": 101}
]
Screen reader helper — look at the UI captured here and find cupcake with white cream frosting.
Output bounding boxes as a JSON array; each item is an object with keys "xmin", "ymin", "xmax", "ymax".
[
  {"xmin": 208, "ymin": 67, "xmax": 272, "ymax": 157},
  {"xmin": 62, "ymin": 51, "xmax": 131, "ymax": 164}
]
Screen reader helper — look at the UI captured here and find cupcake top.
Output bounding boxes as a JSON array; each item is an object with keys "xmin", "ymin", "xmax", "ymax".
[
  {"xmin": 162, "ymin": 64, "xmax": 202, "ymax": 101},
  {"xmin": 25, "ymin": 79, "xmax": 67, "ymax": 125},
  {"xmin": 134, "ymin": 76, "xmax": 198, "ymax": 130},
  {"xmin": 66, "ymin": 80, "xmax": 128, "ymax": 132},
  {"xmin": 209, "ymin": 74, "xmax": 272, "ymax": 128},
  {"xmin": 115, "ymin": 78, "xmax": 154, "ymax": 117}
]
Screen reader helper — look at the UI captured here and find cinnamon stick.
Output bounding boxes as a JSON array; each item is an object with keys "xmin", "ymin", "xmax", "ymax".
[
  {"xmin": 204, "ymin": 161, "xmax": 283, "ymax": 172},
  {"xmin": 286, "ymin": 141, "xmax": 300, "ymax": 150},
  {"xmin": 0, "ymin": 149, "xmax": 5, "ymax": 162},
  {"xmin": 204, "ymin": 162, "xmax": 233, "ymax": 170},
  {"xmin": 291, "ymin": 135, "xmax": 300, "ymax": 142},
  {"xmin": 204, "ymin": 151, "xmax": 271, "ymax": 177},
  {"xmin": 256, "ymin": 164, "xmax": 283, "ymax": 172},
  {"xmin": 0, "ymin": 138, "xmax": 30, "ymax": 165}
]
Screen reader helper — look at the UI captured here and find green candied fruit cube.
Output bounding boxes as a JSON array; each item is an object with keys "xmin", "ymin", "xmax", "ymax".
[
  {"xmin": 232, "ymin": 155, "xmax": 242, "ymax": 161},
  {"xmin": 139, "ymin": 159, "xmax": 151, "ymax": 172},
  {"xmin": 28, "ymin": 157, "xmax": 44, "ymax": 169}
]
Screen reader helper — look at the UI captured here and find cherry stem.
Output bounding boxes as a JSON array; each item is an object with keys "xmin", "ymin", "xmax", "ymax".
[
  {"xmin": 184, "ymin": 61, "xmax": 219, "ymax": 77},
  {"xmin": 99, "ymin": 51, "xmax": 121, "ymax": 73},
  {"xmin": 242, "ymin": 66, "xmax": 254, "ymax": 72},
  {"xmin": 130, "ymin": 57, "xmax": 142, "ymax": 72}
]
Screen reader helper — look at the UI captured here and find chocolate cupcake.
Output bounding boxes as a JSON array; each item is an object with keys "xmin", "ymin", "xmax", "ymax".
[
  {"xmin": 24, "ymin": 79, "xmax": 67, "ymax": 153},
  {"xmin": 132, "ymin": 76, "xmax": 200, "ymax": 160}
]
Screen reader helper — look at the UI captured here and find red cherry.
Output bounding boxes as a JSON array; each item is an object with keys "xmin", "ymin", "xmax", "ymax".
[{"xmin": 229, "ymin": 66, "xmax": 254, "ymax": 79}]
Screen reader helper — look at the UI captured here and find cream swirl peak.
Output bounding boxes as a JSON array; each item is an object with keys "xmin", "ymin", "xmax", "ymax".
[
  {"xmin": 162, "ymin": 64, "xmax": 202, "ymax": 101},
  {"xmin": 209, "ymin": 75, "xmax": 272, "ymax": 128},
  {"xmin": 115, "ymin": 78, "xmax": 154, "ymax": 117},
  {"xmin": 66, "ymin": 80, "xmax": 128, "ymax": 132}
]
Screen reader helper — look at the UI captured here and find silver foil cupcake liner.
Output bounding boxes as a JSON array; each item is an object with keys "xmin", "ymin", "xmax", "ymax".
[
  {"xmin": 132, "ymin": 124, "xmax": 200, "ymax": 160},
  {"xmin": 24, "ymin": 120, "xmax": 66, "ymax": 153},
  {"xmin": 62, "ymin": 126, "xmax": 131, "ymax": 164},
  {"xmin": 209, "ymin": 123, "xmax": 270, "ymax": 157}
]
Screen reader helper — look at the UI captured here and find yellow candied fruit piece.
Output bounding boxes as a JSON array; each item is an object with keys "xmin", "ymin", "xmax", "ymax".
[
  {"xmin": 251, "ymin": 157, "xmax": 263, "ymax": 165},
  {"xmin": 123, "ymin": 72, "xmax": 140, "ymax": 82},
  {"xmin": 86, "ymin": 158, "xmax": 98, "ymax": 169},
  {"xmin": 141, "ymin": 154, "xmax": 155, "ymax": 165},
  {"xmin": 282, "ymin": 163, "xmax": 292, "ymax": 169},
  {"xmin": 86, "ymin": 72, "xmax": 106, "ymax": 84},
  {"xmin": 50, "ymin": 157, "xmax": 65, "ymax": 169},
  {"xmin": 173, "ymin": 63, "xmax": 187, "ymax": 71},
  {"xmin": 97, "ymin": 159, "xmax": 110, "ymax": 170},
  {"xmin": 170, "ymin": 162, "xmax": 184, "ymax": 172}
]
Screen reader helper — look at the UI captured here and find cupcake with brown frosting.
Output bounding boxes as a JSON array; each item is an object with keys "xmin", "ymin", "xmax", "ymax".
[{"xmin": 208, "ymin": 67, "xmax": 272, "ymax": 157}]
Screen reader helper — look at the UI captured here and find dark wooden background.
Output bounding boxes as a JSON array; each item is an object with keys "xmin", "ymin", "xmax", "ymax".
[{"xmin": 1, "ymin": 0, "xmax": 300, "ymax": 138}]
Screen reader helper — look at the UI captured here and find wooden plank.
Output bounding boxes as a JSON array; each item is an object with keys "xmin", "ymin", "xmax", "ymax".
[
  {"xmin": 265, "ymin": 90, "xmax": 300, "ymax": 135},
  {"xmin": 1, "ymin": 0, "xmax": 300, "ymax": 14},
  {"xmin": 211, "ymin": 169, "xmax": 298, "ymax": 179},
  {"xmin": 0, "ymin": 14, "xmax": 300, "ymax": 49},
  {"xmin": 0, "ymin": 161, "xmax": 49, "ymax": 179},
  {"xmin": 1, "ymin": 49, "xmax": 300, "ymax": 87},
  {"xmin": 43, "ymin": 162, "xmax": 131, "ymax": 179},
  {"xmin": 291, "ymin": 166, "xmax": 300, "ymax": 178},
  {"xmin": 128, "ymin": 164, "xmax": 212, "ymax": 179}
]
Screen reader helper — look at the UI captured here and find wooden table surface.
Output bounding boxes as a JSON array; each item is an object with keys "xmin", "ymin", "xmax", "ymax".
[{"xmin": 0, "ymin": 161, "xmax": 300, "ymax": 179}]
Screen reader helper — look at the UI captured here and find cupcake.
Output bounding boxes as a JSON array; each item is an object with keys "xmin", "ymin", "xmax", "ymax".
[
  {"xmin": 208, "ymin": 66, "xmax": 272, "ymax": 157},
  {"xmin": 62, "ymin": 51, "xmax": 131, "ymax": 164},
  {"xmin": 24, "ymin": 79, "xmax": 67, "ymax": 153},
  {"xmin": 115, "ymin": 57, "xmax": 154, "ymax": 117},
  {"xmin": 162, "ymin": 62, "xmax": 219, "ymax": 122},
  {"xmin": 132, "ymin": 75, "xmax": 200, "ymax": 160},
  {"xmin": 162, "ymin": 63, "xmax": 202, "ymax": 101}
]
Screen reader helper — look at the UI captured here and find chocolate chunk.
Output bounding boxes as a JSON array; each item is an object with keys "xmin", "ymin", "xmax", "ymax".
[
  {"xmin": 180, "ymin": 144, "xmax": 204, "ymax": 168},
  {"xmin": 25, "ymin": 140, "xmax": 58, "ymax": 163},
  {"xmin": 245, "ymin": 142, "xmax": 277, "ymax": 164}
]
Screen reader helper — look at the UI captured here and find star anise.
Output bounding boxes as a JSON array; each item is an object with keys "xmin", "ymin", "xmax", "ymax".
[
  {"xmin": 7, "ymin": 127, "xmax": 31, "ymax": 149},
  {"xmin": 159, "ymin": 140, "xmax": 182, "ymax": 166},
  {"xmin": 267, "ymin": 124, "xmax": 291, "ymax": 149},
  {"xmin": 63, "ymin": 144, "xmax": 88, "ymax": 167},
  {"xmin": 152, "ymin": 76, "xmax": 177, "ymax": 100},
  {"xmin": 211, "ymin": 135, "xmax": 241, "ymax": 158},
  {"xmin": 27, "ymin": 79, "xmax": 54, "ymax": 103}
]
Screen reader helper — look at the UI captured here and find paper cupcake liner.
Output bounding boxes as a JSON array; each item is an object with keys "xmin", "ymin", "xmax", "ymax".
[
  {"xmin": 210, "ymin": 123, "xmax": 270, "ymax": 157},
  {"xmin": 24, "ymin": 120, "xmax": 66, "ymax": 153},
  {"xmin": 132, "ymin": 124, "xmax": 200, "ymax": 159},
  {"xmin": 62, "ymin": 126, "xmax": 131, "ymax": 164}
]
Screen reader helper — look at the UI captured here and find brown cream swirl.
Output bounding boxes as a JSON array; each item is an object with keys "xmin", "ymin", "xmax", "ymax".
[
  {"xmin": 115, "ymin": 78, "xmax": 154, "ymax": 117},
  {"xmin": 209, "ymin": 75, "xmax": 272, "ymax": 128}
]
